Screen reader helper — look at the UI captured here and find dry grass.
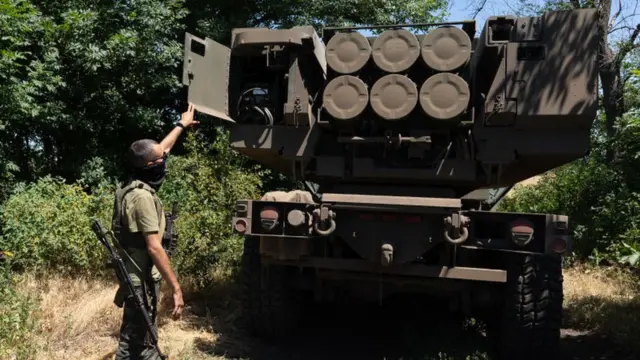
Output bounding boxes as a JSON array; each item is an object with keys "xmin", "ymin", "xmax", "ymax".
[
  {"xmin": 11, "ymin": 273, "xmax": 234, "ymax": 360},
  {"xmin": 5, "ymin": 265, "xmax": 640, "ymax": 359},
  {"xmin": 563, "ymin": 264, "xmax": 640, "ymax": 354}
]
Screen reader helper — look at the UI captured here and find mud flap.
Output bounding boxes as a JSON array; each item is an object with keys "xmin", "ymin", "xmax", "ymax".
[{"xmin": 182, "ymin": 33, "xmax": 234, "ymax": 122}]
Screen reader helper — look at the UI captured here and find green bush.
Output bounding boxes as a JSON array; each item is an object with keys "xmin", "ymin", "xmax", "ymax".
[
  {"xmin": 0, "ymin": 175, "xmax": 112, "ymax": 274},
  {"xmin": 499, "ymin": 115, "xmax": 640, "ymax": 265},
  {"xmin": 158, "ymin": 129, "xmax": 265, "ymax": 288},
  {"xmin": 0, "ymin": 129, "xmax": 265, "ymax": 287},
  {"xmin": 0, "ymin": 257, "xmax": 37, "ymax": 359}
]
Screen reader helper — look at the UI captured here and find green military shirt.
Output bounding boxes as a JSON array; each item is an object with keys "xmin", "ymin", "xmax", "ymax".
[{"xmin": 119, "ymin": 180, "xmax": 164, "ymax": 286}]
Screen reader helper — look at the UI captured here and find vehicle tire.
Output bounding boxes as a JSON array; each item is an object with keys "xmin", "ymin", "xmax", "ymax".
[
  {"xmin": 489, "ymin": 253, "xmax": 563, "ymax": 360},
  {"xmin": 240, "ymin": 236, "xmax": 262, "ymax": 335},
  {"xmin": 240, "ymin": 236, "xmax": 300, "ymax": 339}
]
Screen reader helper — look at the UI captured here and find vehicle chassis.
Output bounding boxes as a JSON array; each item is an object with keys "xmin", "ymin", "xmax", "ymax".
[{"xmin": 233, "ymin": 191, "xmax": 569, "ymax": 357}]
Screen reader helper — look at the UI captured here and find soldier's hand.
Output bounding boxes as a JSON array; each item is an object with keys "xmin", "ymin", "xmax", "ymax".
[
  {"xmin": 172, "ymin": 288, "xmax": 184, "ymax": 320},
  {"xmin": 179, "ymin": 103, "xmax": 199, "ymax": 128}
]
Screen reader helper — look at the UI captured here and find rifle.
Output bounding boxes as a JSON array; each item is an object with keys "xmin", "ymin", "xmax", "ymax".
[
  {"xmin": 162, "ymin": 202, "xmax": 179, "ymax": 257},
  {"xmin": 91, "ymin": 218, "xmax": 167, "ymax": 360}
]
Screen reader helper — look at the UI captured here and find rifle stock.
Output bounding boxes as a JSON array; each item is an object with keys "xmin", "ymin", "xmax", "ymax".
[
  {"xmin": 162, "ymin": 202, "xmax": 179, "ymax": 257},
  {"xmin": 91, "ymin": 218, "xmax": 167, "ymax": 360}
]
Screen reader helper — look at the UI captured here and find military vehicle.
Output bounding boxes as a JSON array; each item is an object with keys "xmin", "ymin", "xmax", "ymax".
[{"xmin": 182, "ymin": 7, "xmax": 598, "ymax": 359}]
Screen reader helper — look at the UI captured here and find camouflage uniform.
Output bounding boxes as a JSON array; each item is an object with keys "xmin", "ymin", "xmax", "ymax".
[{"xmin": 112, "ymin": 180, "xmax": 165, "ymax": 360}]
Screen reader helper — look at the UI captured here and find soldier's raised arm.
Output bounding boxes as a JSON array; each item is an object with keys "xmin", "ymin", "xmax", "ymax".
[{"xmin": 160, "ymin": 103, "xmax": 199, "ymax": 154}]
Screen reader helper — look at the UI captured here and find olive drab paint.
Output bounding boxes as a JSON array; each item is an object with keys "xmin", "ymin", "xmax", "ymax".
[
  {"xmin": 182, "ymin": 8, "xmax": 599, "ymax": 359},
  {"xmin": 182, "ymin": 10, "xmax": 598, "ymax": 195},
  {"xmin": 111, "ymin": 180, "xmax": 164, "ymax": 288}
]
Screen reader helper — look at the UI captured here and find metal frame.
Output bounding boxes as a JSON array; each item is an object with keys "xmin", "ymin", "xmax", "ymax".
[
  {"xmin": 321, "ymin": 20, "xmax": 477, "ymax": 38},
  {"xmin": 263, "ymin": 257, "xmax": 507, "ymax": 283}
]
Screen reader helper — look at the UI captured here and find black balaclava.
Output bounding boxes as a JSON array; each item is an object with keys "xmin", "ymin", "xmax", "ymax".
[{"xmin": 132, "ymin": 153, "xmax": 168, "ymax": 190}]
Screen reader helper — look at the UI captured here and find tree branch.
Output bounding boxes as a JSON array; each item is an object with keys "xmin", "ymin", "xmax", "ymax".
[
  {"xmin": 596, "ymin": 0, "xmax": 614, "ymax": 69},
  {"xmin": 622, "ymin": 72, "xmax": 633, "ymax": 88},
  {"xmin": 634, "ymin": 24, "xmax": 640, "ymax": 45},
  {"xmin": 608, "ymin": 0, "xmax": 639, "ymax": 34},
  {"xmin": 570, "ymin": 0, "xmax": 581, "ymax": 8},
  {"xmin": 615, "ymin": 24, "xmax": 640, "ymax": 67},
  {"xmin": 471, "ymin": 0, "xmax": 488, "ymax": 18},
  {"xmin": 609, "ymin": 0, "xmax": 623, "ymax": 29},
  {"xmin": 609, "ymin": 25, "xmax": 638, "ymax": 34}
]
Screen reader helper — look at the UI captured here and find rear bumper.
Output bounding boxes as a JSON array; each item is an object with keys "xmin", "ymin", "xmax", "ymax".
[
  {"xmin": 234, "ymin": 192, "xmax": 570, "ymax": 280},
  {"xmin": 263, "ymin": 257, "xmax": 507, "ymax": 283},
  {"xmin": 233, "ymin": 194, "xmax": 571, "ymax": 258}
]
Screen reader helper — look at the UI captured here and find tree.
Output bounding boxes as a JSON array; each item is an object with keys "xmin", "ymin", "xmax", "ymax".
[
  {"xmin": 0, "ymin": 0, "xmax": 451, "ymax": 190},
  {"xmin": 183, "ymin": 0, "xmax": 450, "ymax": 43},
  {"xmin": 0, "ymin": 0, "xmax": 189, "ymax": 184}
]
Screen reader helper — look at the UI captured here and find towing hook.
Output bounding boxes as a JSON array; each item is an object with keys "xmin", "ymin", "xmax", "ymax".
[
  {"xmin": 443, "ymin": 214, "xmax": 470, "ymax": 245},
  {"xmin": 444, "ymin": 226, "xmax": 469, "ymax": 244},
  {"xmin": 314, "ymin": 218, "xmax": 336, "ymax": 236},
  {"xmin": 381, "ymin": 243, "xmax": 394, "ymax": 266},
  {"xmin": 313, "ymin": 206, "xmax": 336, "ymax": 236}
]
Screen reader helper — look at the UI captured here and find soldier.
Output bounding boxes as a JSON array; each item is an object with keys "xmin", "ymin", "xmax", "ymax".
[{"xmin": 112, "ymin": 104, "xmax": 199, "ymax": 360}]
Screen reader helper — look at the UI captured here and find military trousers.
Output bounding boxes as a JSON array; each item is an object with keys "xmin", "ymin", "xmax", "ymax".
[{"xmin": 115, "ymin": 280, "xmax": 162, "ymax": 360}]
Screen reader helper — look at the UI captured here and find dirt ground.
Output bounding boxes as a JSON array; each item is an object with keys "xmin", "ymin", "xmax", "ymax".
[
  {"xmin": 203, "ymin": 300, "xmax": 636, "ymax": 360},
  {"xmin": 12, "ymin": 265, "xmax": 640, "ymax": 360}
]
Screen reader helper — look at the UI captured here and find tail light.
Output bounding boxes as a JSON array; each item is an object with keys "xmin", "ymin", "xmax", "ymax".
[
  {"xmin": 259, "ymin": 206, "xmax": 279, "ymax": 230},
  {"xmin": 234, "ymin": 219, "xmax": 247, "ymax": 233},
  {"xmin": 549, "ymin": 237, "xmax": 567, "ymax": 254},
  {"xmin": 511, "ymin": 218, "xmax": 534, "ymax": 246}
]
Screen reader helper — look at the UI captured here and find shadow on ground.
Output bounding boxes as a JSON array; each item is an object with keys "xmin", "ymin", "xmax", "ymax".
[
  {"xmin": 184, "ymin": 293, "xmax": 637, "ymax": 360},
  {"xmin": 561, "ymin": 294, "xmax": 640, "ymax": 360}
]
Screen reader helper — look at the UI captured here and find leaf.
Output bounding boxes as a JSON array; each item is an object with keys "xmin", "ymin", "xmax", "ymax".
[{"xmin": 620, "ymin": 253, "xmax": 640, "ymax": 266}]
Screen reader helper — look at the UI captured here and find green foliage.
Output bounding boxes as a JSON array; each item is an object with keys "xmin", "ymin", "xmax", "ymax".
[
  {"xmin": 187, "ymin": 0, "xmax": 449, "ymax": 42},
  {"xmin": 507, "ymin": 0, "xmax": 574, "ymax": 16},
  {"xmin": 0, "ymin": 0, "xmax": 62, "ymax": 190},
  {"xmin": 0, "ymin": 0, "xmax": 62, "ymax": 119},
  {"xmin": 0, "ymin": 258, "xmax": 37, "ymax": 359},
  {"xmin": 622, "ymin": 56, "xmax": 640, "ymax": 109},
  {"xmin": 0, "ymin": 176, "xmax": 112, "ymax": 273},
  {"xmin": 0, "ymin": 160, "xmax": 19, "ymax": 203},
  {"xmin": 1, "ymin": 0, "xmax": 189, "ymax": 183},
  {"xmin": 0, "ymin": 0, "xmax": 452, "ymax": 189},
  {"xmin": 158, "ymin": 130, "xmax": 264, "ymax": 288},
  {"xmin": 263, "ymin": 0, "xmax": 450, "ymax": 29},
  {"xmin": 499, "ymin": 115, "xmax": 640, "ymax": 265},
  {"xmin": 5, "ymin": 0, "xmax": 461, "ymax": 283},
  {"xmin": 0, "ymin": 130, "xmax": 264, "ymax": 288}
]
